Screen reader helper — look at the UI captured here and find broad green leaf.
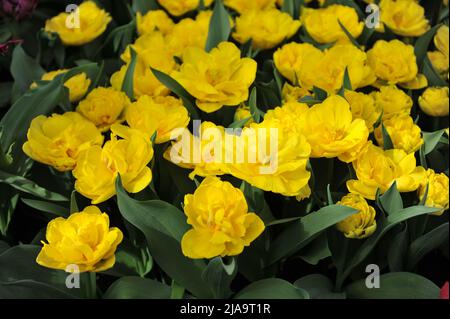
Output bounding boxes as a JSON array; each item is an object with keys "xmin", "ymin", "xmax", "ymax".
[
  {"xmin": 0, "ymin": 187, "xmax": 18, "ymax": 235},
  {"xmin": 294, "ymin": 274, "xmax": 345, "ymax": 299},
  {"xmin": 313, "ymin": 86, "xmax": 328, "ymax": 101},
  {"xmin": 0, "ymin": 245, "xmax": 83, "ymax": 299},
  {"xmin": 0, "ymin": 170, "xmax": 68, "ymax": 202},
  {"xmin": 267, "ymin": 205, "xmax": 358, "ymax": 265},
  {"xmin": 205, "ymin": 0, "xmax": 231, "ymax": 52},
  {"xmin": 407, "ymin": 223, "xmax": 449, "ymax": 270},
  {"xmin": 103, "ymin": 277, "xmax": 170, "ymax": 299},
  {"xmin": 381, "ymin": 122, "xmax": 394, "ymax": 150},
  {"xmin": 0, "ymin": 82, "xmax": 12, "ymax": 108},
  {"xmin": 337, "ymin": 206, "xmax": 441, "ymax": 288},
  {"xmin": 378, "ymin": 181, "xmax": 403, "ymax": 215},
  {"xmin": 0, "ymin": 241, "xmax": 9, "ymax": 255},
  {"xmin": 132, "ymin": 0, "xmax": 159, "ymax": 14},
  {"xmin": 151, "ymin": 68, "xmax": 200, "ymax": 119},
  {"xmin": 115, "ymin": 177, "xmax": 212, "ymax": 298},
  {"xmin": 423, "ymin": 55, "xmax": 447, "ymax": 86},
  {"xmin": 121, "ymin": 47, "xmax": 137, "ymax": 100},
  {"xmin": 201, "ymin": 257, "xmax": 237, "ymax": 299},
  {"xmin": 345, "ymin": 272, "xmax": 440, "ymax": 299},
  {"xmin": 422, "ymin": 130, "xmax": 445, "ymax": 155},
  {"xmin": 414, "ymin": 24, "xmax": 442, "ymax": 69},
  {"xmin": 338, "ymin": 20, "xmax": 361, "ymax": 48},
  {"xmin": 104, "ymin": 239, "xmax": 153, "ymax": 278},
  {"xmin": 282, "ymin": 0, "xmax": 295, "ymax": 17},
  {"xmin": 248, "ymin": 87, "xmax": 264, "ymax": 123},
  {"xmin": 299, "ymin": 233, "xmax": 332, "ymax": 266},
  {"xmin": 21, "ymin": 198, "xmax": 69, "ymax": 217},
  {"xmin": 228, "ymin": 116, "xmax": 252, "ymax": 129},
  {"xmin": 235, "ymin": 278, "xmax": 309, "ymax": 299},
  {"xmin": 10, "ymin": 45, "xmax": 45, "ymax": 97},
  {"xmin": 387, "ymin": 225, "xmax": 409, "ymax": 272}
]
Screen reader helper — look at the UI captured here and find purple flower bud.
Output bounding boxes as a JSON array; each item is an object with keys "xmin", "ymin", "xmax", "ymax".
[{"xmin": 0, "ymin": 0, "xmax": 38, "ymax": 21}]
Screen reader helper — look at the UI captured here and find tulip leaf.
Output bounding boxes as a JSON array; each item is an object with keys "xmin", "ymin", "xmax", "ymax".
[
  {"xmin": 378, "ymin": 181, "xmax": 403, "ymax": 215},
  {"xmin": 201, "ymin": 257, "xmax": 237, "ymax": 299},
  {"xmin": 422, "ymin": 129, "xmax": 445, "ymax": 155},
  {"xmin": 282, "ymin": 0, "xmax": 295, "ymax": 17},
  {"xmin": 248, "ymin": 87, "xmax": 264, "ymax": 123},
  {"xmin": 299, "ymin": 95, "xmax": 323, "ymax": 105},
  {"xmin": 0, "ymin": 82, "xmax": 12, "ymax": 109},
  {"xmin": 0, "ymin": 245, "xmax": 84, "ymax": 299},
  {"xmin": 10, "ymin": 45, "xmax": 45, "ymax": 99},
  {"xmin": 345, "ymin": 272, "xmax": 440, "ymax": 299},
  {"xmin": 21, "ymin": 198, "xmax": 69, "ymax": 217},
  {"xmin": 381, "ymin": 122, "xmax": 394, "ymax": 150},
  {"xmin": 423, "ymin": 55, "xmax": 447, "ymax": 86},
  {"xmin": 151, "ymin": 68, "xmax": 200, "ymax": 120},
  {"xmin": 228, "ymin": 116, "xmax": 252, "ymax": 129},
  {"xmin": 414, "ymin": 24, "xmax": 442, "ymax": 70},
  {"xmin": 121, "ymin": 47, "xmax": 137, "ymax": 100},
  {"xmin": 313, "ymin": 86, "xmax": 328, "ymax": 101},
  {"xmin": 115, "ymin": 177, "xmax": 213, "ymax": 298},
  {"xmin": 407, "ymin": 223, "xmax": 449, "ymax": 271},
  {"xmin": 337, "ymin": 206, "xmax": 441, "ymax": 289},
  {"xmin": 338, "ymin": 20, "xmax": 361, "ymax": 49},
  {"xmin": 103, "ymin": 277, "xmax": 171, "ymax": 299},
  {"xmin": 294, "ymin": 274, "xmax": 345, "ymax": 299},
  {"xmin": 387, "ymin": 224, "xmax": 409, "ymax": 272},
  {"xmin": 267, "ymin": 205, "xmax": 358, "ymax": 265},
  {"xmin": 337, "ymin": 67, "xmax": 352, "ymax": 97},
  {"xmin": 0, "ymin": 170, "xmax": 68, "ymax": 202},
  {"xmin": 205, "ymin": 0, "xmax": 231, "ymax": 52},
  {"xmin": 235, "ymin": 278, "xmax": 309, "ymax": 299}
]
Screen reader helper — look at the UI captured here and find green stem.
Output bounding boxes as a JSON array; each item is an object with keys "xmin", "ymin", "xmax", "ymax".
[{"xmin": 84, "ymin": 272, "xmax": 97, "ymax": 299}]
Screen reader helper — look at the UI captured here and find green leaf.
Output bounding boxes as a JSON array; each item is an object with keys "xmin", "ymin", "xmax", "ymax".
[
  {"xmin": 201, "ymin": 257, "xmax": 237, "ymax": 299},
  {"xmin": 378, "ymin": 181, "xmax": 403, "ymax": 215},
  {"xmin": 235, "ymin": 278, "xmax": 309, "ymax": 299},
  {"xmin": 345, "ymin": 272, "xmax": 440, "ymax": 299},
  {"xmin": 248, "ymin": 87, "xmax": 264, "ymax": 123},
  {"xmin": 170, "ymin": 281, "xmax": 185, "ymax": 299},
  {"xmin": 282, "ymin": 0, "xmax": 295, "ymax": 17},
  {"xmin": 387, "ymin": 225, "xmax": 409, "ymax": 272},
  {"xmin": 294, "ymin": 274, "xmax": 345, "ymax": 299},
  {"xmin": 0, "ymin": 82, "xmax": 12, "ymax": 109},
  {"xmin": 407, "ymin": 223, "xmax": 449, "ymax": 270},
  {"xmin": 381, "ymin": 122, "xmax": 394, "ymax": 150},
  {"xmin": 103, "ymin": 277, "xmax": 171, "ymax": 299},
  {"xmin": 10, "ymin": 45, "xmax": 45, "ymax": 97},
  {"xmin": 299, "ymin": 95, "xmax": 323, "ymax": 106},
  {"xmin": 0, "ymin": 245, "xmax": 84, "ymax": 299},
  {"xmin": 0, "ymin": 170, "xmax": 68, "ymax": 202},
  {"xmin": 338, "ymin": 20, "xmax": 361, "ymax": 48},
  {"xmin": 414, "ymin": 24, "xmax": 442, "ymax": 70},
  {"xmin": 205, "ymin": 0, "xmax": 231, "ymax": 52},
  {"xmin": 115, "ymin": 177, "xmax": 212, "ymax": 298},
  {"xmin": 132, "ymin": 0, "xmax": 159, "ymax": 14},
  {"xmin": 267, "ymin": 205, "xmax": 358, "ymax": 265},
  {"xmin": 337, "ymin": 67, "xmax": 352, "ymax": 96},
  {"xmin": 151, "ymin": 68, "xmax": 200, "ymax": 120},
  {"xmin": 228, "ymin": 116, "xmax": 252, "ymax": 129},
  {"xmin": 423, "ymin": 55, "xmax": 447, "ymax": 86},
  {"xmin": 313, "ymin": 86, "xmax": 328, "ymax": 101},
  {"xmin": 21, "ymin": 198, "xmax": 69, "ymax": 218},
  {"xmin": 337, "ymin": 206, "xmax": 441, "ymax": 288},
  {"xmin": 121, "ymin": 47, "xmax": 137, "ymax": 100},
  {"xmin": 299, "ymin": 233, "xmax": 332, "ymax": 266},
  {"xmin": 422, "ymin": 130, "xmax": 445, "ymax": 155},
  {"xmin": 105, "ymin": 239, "xmax": 153, "ymax": 278}
]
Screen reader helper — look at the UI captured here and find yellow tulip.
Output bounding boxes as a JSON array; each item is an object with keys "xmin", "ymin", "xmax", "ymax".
[
  {"xmin": 380, "ymin": 0, "xmax": 429, "ymax": 37},
  {"xmin": 419, "ymin": 87, "xmax": 449, "ymax": 117},
  {"xmin": 45, "ymin": 1, "xmax": 111, "ymax": 46},
  {"xmin": 23, "ymin": 112, "xmax": 104, "ymax": 172},
  {"xmin": 336, "ymin": 193, "xmax": 377, "ymax": 239},
  {"xmin": 37, "ymin": 206, "xmax": 123, "ymax": 272},
  {"xmin": 181, "ymin": 176, "xmax": 265, "ymax": 259},
  {"xmin": 418, "ymin": 169, "xmax": 449, "ymax": 216}
]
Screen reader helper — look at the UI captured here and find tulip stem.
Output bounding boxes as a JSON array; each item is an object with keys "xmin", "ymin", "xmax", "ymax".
[{"xmin": 84, "ymin": 272, "xmax": 97, "ymax": 299}]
